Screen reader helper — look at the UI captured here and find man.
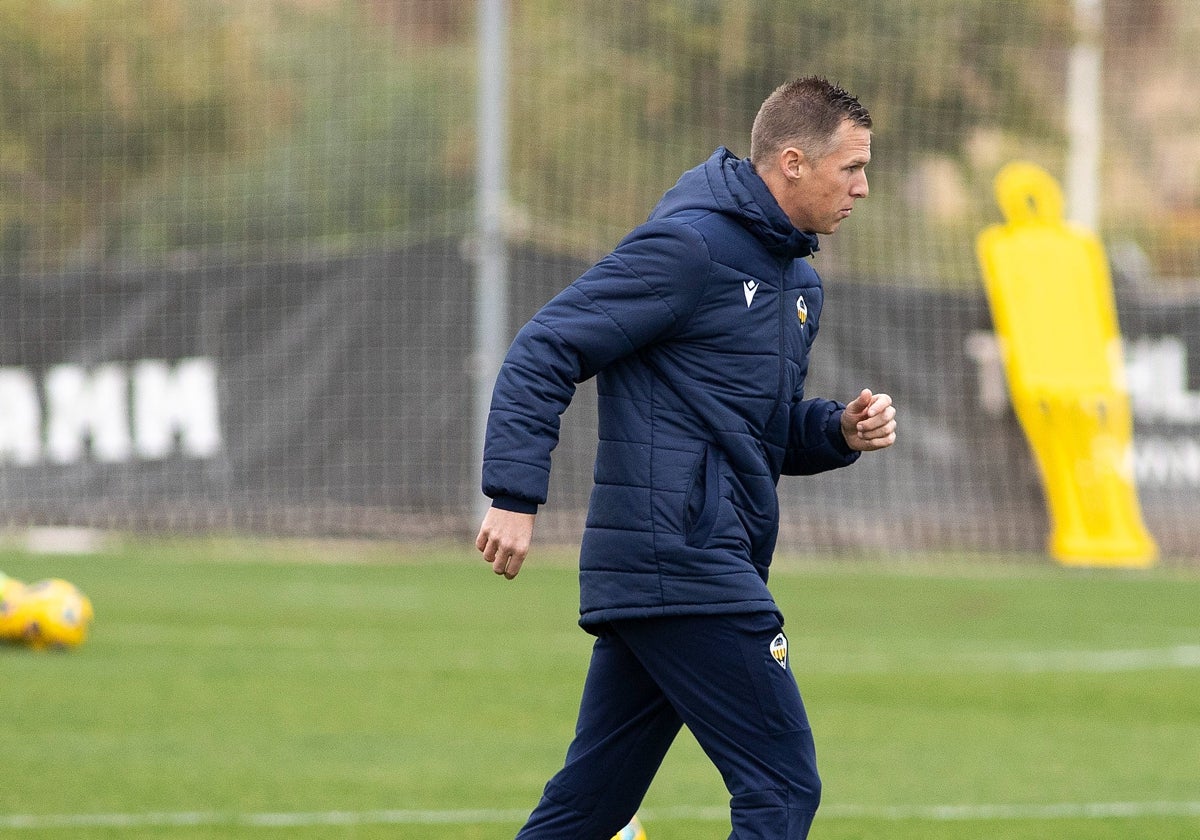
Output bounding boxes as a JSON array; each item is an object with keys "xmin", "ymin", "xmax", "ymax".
[{"xmin": 476, "ymin": 77, "xmax": 896, "ymax": 839}]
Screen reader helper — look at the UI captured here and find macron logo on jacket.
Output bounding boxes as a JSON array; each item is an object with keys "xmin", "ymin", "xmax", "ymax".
[{"xmin": 743, "ymin": 279, "xmax": 759, "ymax": 306}]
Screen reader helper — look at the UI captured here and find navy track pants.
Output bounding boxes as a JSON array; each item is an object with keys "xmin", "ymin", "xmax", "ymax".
[{"xmin": 514, "ymin": 612, "xmax": 820, "ymax": 839}]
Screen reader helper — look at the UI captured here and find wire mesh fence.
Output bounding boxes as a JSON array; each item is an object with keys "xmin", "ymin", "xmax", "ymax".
[{"xmin": 0, "ymin": 1, "xmax": 1197, "ymax": 561}]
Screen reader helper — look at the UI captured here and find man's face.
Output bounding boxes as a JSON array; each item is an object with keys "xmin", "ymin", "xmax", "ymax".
[{"xmin": 780, "ymin": 119, "xmax": 871, "ymax": 235}]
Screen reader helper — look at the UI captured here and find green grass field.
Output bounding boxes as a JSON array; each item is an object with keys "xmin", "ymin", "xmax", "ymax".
[{"xmin": 2, "ymin": 536, "xmax": 1198, "ymax": 839}]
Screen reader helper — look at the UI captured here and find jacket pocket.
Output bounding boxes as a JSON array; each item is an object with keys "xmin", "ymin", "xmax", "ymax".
[
  {"xmin": 734, "ymin": 613, "xmax": 811, "ymax": 734},
  {"xmin": 684, "ymin": 444, "xmax": 721, "ymax": 547}
]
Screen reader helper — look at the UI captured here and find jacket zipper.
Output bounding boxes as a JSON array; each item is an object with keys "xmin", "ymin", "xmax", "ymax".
[{"xmin": 760, "ymin": 261, "xmax": 790, "ymax": 436}]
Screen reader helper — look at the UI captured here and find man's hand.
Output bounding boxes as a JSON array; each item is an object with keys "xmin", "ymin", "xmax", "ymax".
[
  {"xmin": 841, "ymin": 388, "xmax": 897, "ymax": 452},
  {"xmin": 475, "ymin": 507, "xmax": 536, "ymax": 580}
]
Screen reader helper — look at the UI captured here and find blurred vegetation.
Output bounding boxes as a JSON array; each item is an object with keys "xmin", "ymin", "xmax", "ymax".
[
  {"xmin": 117, "ymin": 3, "xmax": 474, "ymax": 261},
  {"xmin": 0, "ymin": 0, "xmax": 1195, "ymax": 282},
  {"xmin": 508, "ymin": 0, "xmax": 1075, "ymax": 274},
  {"xmin": 0, "ymin": 0, "xmax": 264, "ymax": 271},
  {"xmin": 0, "ymin": 0, "xmax": 473, "ymax": 274},
  {"xmin": 509, "ymin": 0, "xmax": 1199, "ymax": 283}
]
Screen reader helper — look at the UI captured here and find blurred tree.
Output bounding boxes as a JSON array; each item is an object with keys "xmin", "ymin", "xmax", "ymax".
[
  {"xmin": 110, "ymin": 0, "xmax": 470, "ymax": 260},
  {"xmin": 0, "ymin": 0, "xmax": 473, "ymax": 270},
  {"xmin": 5, "ymin": 0, "xmax": 1185, "ymax": 278},
  {"xmin": 509, "ymin": 0, "xmax": 1074, "ymax": 254},
  {"xmin": 118, "ymin": 1, "xmax": 472, "ymax": 258},
  {"xmin": 0, "ymin": 0, "xmax": 270, "ymax": 272}
]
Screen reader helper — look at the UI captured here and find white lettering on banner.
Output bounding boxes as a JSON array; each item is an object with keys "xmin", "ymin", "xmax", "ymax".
[
  {"xmin": 963, "ymin": 332, "xmax": 1010, "ymax": 416},
  {"xmin": 0, "ymin": 368, "xmax": 41, "ymax": 465},
  {"xmin": 1123, "ymin": 336, "xmax": 1200, "ymax": 424},
  {"xmin": 133, "ymin": 359, "xmax": 221, "ymax": 459},
  {"xmin": 46, "ymin": 363, "xmax": 132, "ymax": 463},
  {"xmin": 965, "ymin": 331, "xmax": 1200, "ymax": 488},
  {"xmin": 1133, "ymin": 436, "xmax": 1200, "ymax": 487},
  {"xmin": 0, "ymin": 358, "xmax": 222, "ymax": 466}
]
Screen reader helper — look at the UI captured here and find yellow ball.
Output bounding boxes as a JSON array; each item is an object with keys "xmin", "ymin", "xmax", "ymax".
[
  {"xmin": 0, "ymin": 573, "xmax": 29, "ymax": 641},
  {"xmin": 611, "ymin": 814, "xmax": 647, "ymax": 840},
  {"xmin": 12, "ymin": 578, "xmax": 94, "ymax": 650}
]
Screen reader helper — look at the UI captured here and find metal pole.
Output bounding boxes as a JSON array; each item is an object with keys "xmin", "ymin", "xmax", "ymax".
[
  {"xmin": 1065, "ymin": 0, "xmax": 1103, "ymax": 230},
  {"xmin": 473, "ymin": 0, "xmax": 509, "ymax": 524}
]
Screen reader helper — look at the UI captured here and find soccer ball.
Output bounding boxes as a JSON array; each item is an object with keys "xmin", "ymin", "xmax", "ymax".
[
  {"xmin": 611, "ymin": 815, "xmax": 647, "ymax": 840},
  {"xmin": 0, "ymin": 572, "xmax": 28, "ymax": 641},
  {"xmin": 11, "ymin": 578, "xmax": 94, "ymax": 650}
]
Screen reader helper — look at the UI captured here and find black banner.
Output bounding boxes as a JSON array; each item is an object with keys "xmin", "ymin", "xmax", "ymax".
[{"xmin": 1, "ymin": 245, "xmax": 1197, "ymax": 558}]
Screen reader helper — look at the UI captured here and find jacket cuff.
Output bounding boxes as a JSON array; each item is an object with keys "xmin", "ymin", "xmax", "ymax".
[
  {"xmin": 827, "ymin": 408, "xmax": 857, "ymax": 457},
  {"xmin": 490, "ymin": 495, "xmax": 539, "ymax": 515}
]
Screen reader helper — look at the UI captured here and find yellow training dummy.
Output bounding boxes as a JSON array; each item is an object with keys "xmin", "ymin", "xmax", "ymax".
[{"xmin": 976, "ymin": 161, "xmax": 1156, "ymax": 567}]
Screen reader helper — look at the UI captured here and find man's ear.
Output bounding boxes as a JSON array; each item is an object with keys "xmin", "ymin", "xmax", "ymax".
[{"xmin": 780, "ymin": 147, "xmax": 806, "ymax": 181}]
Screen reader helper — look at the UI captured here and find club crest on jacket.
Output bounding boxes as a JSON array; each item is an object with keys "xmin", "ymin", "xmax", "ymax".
[{"xmin": 770, "ymin": 632, "xmax": 788, "ymax": 669}]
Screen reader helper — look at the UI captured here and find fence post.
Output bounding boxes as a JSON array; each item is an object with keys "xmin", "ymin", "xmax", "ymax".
[
  {"xmin": 1065, "ymin": 0, "xmax": 1103, "ymax": 230},
  {"xmin": 473, "ymin": 0, "xmax": 510, "ymax": 524}
]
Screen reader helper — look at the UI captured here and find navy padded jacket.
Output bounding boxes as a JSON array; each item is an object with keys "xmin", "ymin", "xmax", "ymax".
[{"xmin": 483, "ymin": 147, "xmax": 859, "ymax": 629}]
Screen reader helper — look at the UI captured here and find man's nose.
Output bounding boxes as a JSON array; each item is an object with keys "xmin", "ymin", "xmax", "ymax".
[{"xmin": 852, "ymin": 172, "xmax": 869, "ymax": 199}]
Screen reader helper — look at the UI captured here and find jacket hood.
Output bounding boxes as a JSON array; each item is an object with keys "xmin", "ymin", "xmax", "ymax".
[{"xmin": 649, "ymin": 147, "xmax": 819, "ymax": 259}]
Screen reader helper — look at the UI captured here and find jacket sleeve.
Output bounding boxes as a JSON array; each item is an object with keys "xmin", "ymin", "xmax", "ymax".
[
  {"xmin": 482, "ymin": 221, "xmax": 711, "ymax": 510},
  {"xmin": 782, "ymin": 399, "xmax": 860, "ymax": 476}
]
